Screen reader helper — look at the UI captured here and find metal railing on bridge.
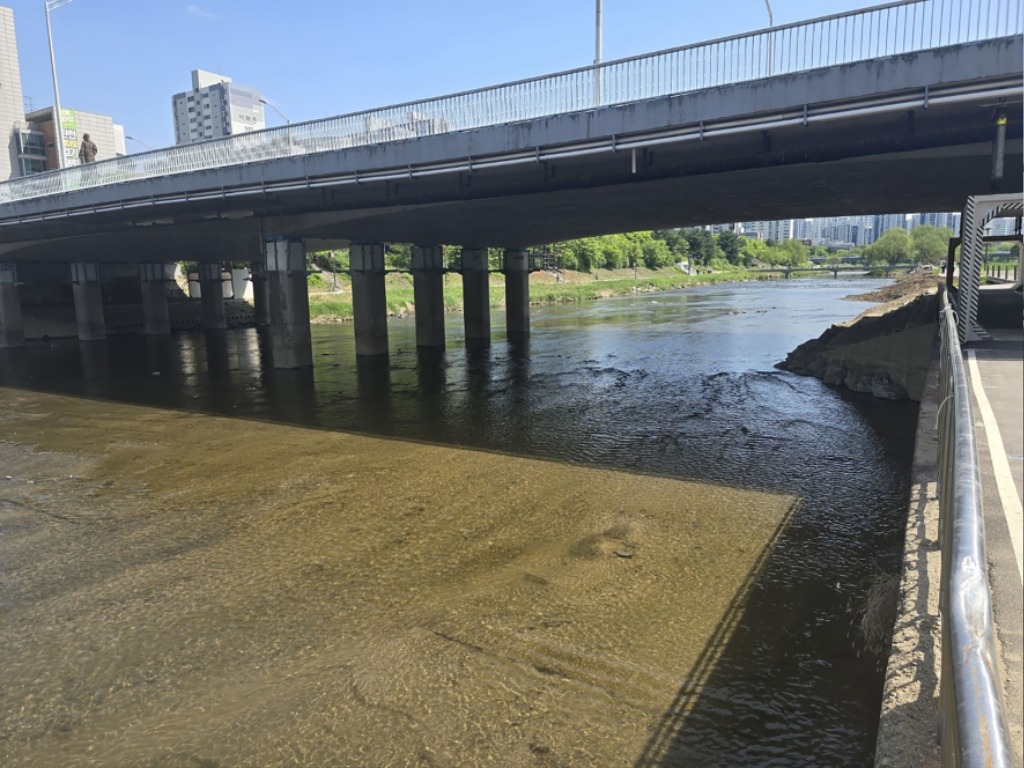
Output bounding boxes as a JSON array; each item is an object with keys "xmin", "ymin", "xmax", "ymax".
[
  {"xmin": 937, "ymin": 286, "xmax": 1014, "ymax": 767},
  {"xmin": 0, "ymin": 0, "xmax": 1020, "ymax": 206}
]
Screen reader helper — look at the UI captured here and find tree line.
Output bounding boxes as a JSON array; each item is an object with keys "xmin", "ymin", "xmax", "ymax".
[{"xmin": 309, "ymin": 224, "xmax": 957, "ymax": 274}]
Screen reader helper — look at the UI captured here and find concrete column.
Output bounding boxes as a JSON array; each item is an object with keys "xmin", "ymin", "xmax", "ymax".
[
  {"xmin": 0, "ymin": 263, "xmax": 25, "ymax": 348},
  {"xmin": 71, "ymin": 262, "xmax": 106, "ymax": 341},
  {"xmin": 351, "ymin": 243, "xmax": 389, "ymax": 356},
  {"xmin": 139, "ymin": 263, "xmax": 171, "ymax": 335},
  {"xmin": 266, "ymin": 237, "xmax": 313, "ymax": 369},
  {"xmin": 503, "ymin": 248, "xmax": 530, "ymax": 337},
  {"xmin": 461, "ymin": 248, "xmax": 491, "ymax": 342},
  {"xmin": 198, "ymin": 262, "xmax": 226, "ymax": 330},
  {"xmin": 250, "ymin": 260, "xmax": 271, "ymax": 326},
  {"xmin": 411, "ymin": 245, "xmax": 445, "ymax": 348}
]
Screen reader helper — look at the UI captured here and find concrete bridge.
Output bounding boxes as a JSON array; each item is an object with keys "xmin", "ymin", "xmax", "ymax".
[{"xmin": 0, "ymin": 0, "xmax": 1021, "ymax": 366}]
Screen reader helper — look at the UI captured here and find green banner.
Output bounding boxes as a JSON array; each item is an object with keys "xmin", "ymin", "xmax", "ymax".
[{"xmin": 59, "ymin": 108, "xmax": 79, "ymax": 166}]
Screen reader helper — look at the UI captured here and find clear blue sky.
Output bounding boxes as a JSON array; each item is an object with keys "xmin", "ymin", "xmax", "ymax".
[{"xmin": 5, "ymin": 0, "xmax": 867, "ymax": 151}]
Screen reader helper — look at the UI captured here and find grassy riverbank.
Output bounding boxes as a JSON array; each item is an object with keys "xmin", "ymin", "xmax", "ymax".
[{"xmin": 307, "ymin": 266, "xmax": 773, "ymax": 323}]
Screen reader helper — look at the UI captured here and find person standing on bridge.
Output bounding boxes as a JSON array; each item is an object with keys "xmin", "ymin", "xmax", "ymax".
[{"xmin": 78, "ymin": 133, "xmax": 98, "ymax": 164}]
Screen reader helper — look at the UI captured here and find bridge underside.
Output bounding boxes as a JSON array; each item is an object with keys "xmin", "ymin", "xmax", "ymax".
[
  {"xmin": 0, "ymin": 38, "xmax": 1020, "ymax": 260},
  {"xmin": 2, "ymin": 140, "xmax": 1019, "ymax": 262}
]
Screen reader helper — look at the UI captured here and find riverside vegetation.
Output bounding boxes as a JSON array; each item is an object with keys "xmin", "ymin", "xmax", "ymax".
[
  {"xmin": 301, "ymin": 223, "xmax": 973, "ymax": 323},
  {"xmin": 305, "ymin": 267, "xmax": 764, "ymax": 323}
]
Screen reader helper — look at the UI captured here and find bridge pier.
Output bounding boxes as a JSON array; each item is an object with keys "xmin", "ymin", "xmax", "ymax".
[
  {"xmin": 411, "ymin": 245, "xmax": 445, "ymax": 348},
  {"xmin": 351, "ymin": 243, "xmax": 389, "ymax": 356},
  {"xmin": 0, "ymin": 263, "xmax": 24, "ymax": 348},
  {"xmin": 71, "ymin": 262, "xmax": 106, "ymax": 341},
  {"xmin": 250, "ymin": 260, "xmax": 271, "ymax": 326},
  {"xmin": 503, "ymin": 248, "xmax": 530, "ymax": 337},
  {"xmin": 461, "ymin": 248, "xmax": 491, "ymax": 343},
  {"xmin": 139, "ymin": 263, "xmax": 171, "ymax": 335},
  {"xmin": 198, "ymin": 262, "xmax": 227, "ymax": 331},
  {"xmin": 266, "ymin": 238, "xmax": 313, "ymax": 369}
]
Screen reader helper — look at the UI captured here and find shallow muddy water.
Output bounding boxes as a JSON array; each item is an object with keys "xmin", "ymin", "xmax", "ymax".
[{"xmin": 0, "ymin": 278, "xmax": 918, "ymax": 766}]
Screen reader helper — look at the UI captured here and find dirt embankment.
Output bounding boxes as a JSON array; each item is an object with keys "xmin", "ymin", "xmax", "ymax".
[{"xmin": 776, "ymin": 271, "xmax": 943, "ymax": 400}]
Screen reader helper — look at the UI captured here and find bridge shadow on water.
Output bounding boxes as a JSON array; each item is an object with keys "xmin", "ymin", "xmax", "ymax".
[{"xmin": 0, "ymin": 323, "xmax": 911, "ymax": 767}]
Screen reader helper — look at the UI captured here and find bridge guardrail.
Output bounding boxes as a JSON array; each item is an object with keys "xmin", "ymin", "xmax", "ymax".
[
  {"xmin": 937, "ymin": 286, "xmax": 1013, "ymax": 767},
  {"xmin": 0, "ymin": 0, "xmax": 1020, "ymax": 206}
]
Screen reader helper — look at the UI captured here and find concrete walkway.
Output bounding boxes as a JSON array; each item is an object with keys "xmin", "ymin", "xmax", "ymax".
[
  {"xmin": 966, "ymin": 325, "xmax": 1023, "ymax": 767},
  {"xmin": 876, "ymin": 289, "xmax": 1022, "ymax": 768}
]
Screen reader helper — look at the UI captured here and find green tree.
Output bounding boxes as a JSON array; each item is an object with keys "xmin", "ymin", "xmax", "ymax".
[
  {"xmin": 310, "ymin": 249, "xmax": 349, "ymax": 273},
  {"xmin": 652, "ymin": 229, "xmax": 689, "ymax": 261},
  {"xmin": 867, "ymin": 228, "xmax": 913, "ymax": 266},
  {"xmin": 910, "ymin": 224, "xmax": 954, "ymax": 265},
  {"xmin": 682, "ymin": 229, "xmax": 715, "ymax": 267},
  {"xmin": 640, "ymin": 235, "xmax": 674, "ymax": 268},
  {"xmin": 770, "ymin": 239, "xmax": 809, "ymax": 267},
  {"xmin": 715, "ymin": 230, "xmax": 743, "ymax": 265},
  {"xmin": 442, "ymin": 244, "xmax": 462, "ymax": 270},
  {"xmin": 740, "ymin": 238, "xmax": 768, "ymax": 267},
  {"xmin": 385, "ymin": 243, "xmax": 411, "ymax": 270}
]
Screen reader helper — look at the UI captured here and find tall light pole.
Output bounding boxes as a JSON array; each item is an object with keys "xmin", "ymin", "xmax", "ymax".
[
  {"xmin": 45, "ymin": 0, "xmax": 75, "ymax": 169},
  {"xmin": 764, "ymin": 0, "xmax": 774, "ymax": 76},
  {"xmin": 594, "ymin": 0, "xmax": 603, "ymax": 106}
]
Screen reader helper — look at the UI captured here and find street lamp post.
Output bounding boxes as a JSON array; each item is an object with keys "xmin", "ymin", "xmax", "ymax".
[
  {"xmin": 258, "ymin": 98, "xmax": 290, "ymax": 125},
  {"xmin": 594, "ymin": 0, "xmax": 603, "ymax": 107},
  {"xmin": 764, "ymin": 0, "xmax": 774, "ymax": 76},
  {"xmin": 44, "ymin": 0, "xmax": 75, "ymax": 170},
  {"xmin": 125, "ymin": 135, "xmax": 154, "ymax": 151}
]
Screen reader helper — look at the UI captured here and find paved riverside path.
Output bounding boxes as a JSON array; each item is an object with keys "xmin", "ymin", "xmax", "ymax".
[
  {"xmin": 876, "ymin": 302, "xmax": 1022, "ymax": 768},
  {"xmin": 967, "ymin": 324, "xmax": 1024, "ymax": 767}
]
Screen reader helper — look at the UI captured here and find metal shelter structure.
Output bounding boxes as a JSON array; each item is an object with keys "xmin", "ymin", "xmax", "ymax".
[{"xmin": 957, "ymin": 193, "xmax": 1024, "ymax": 343}]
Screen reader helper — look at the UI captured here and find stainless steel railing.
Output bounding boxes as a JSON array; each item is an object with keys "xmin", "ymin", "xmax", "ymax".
[
  {"xmin": 0, "ymin": 0, "xmax": 1020, "ymax": 205},
  {"xmin": 936, "ymin": 286, "xmax": 1013, "ymax": 767}
]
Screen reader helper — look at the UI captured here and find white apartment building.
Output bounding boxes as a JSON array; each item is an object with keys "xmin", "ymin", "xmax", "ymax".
[
  {"xmin": 172, "ymin": 70, "xmax": 265, "ymax": 145},
  {"xmin": 916, "ymin": 211, "xmax": 962, "ymax": 232},
  {"xmin": 985, "ymin": 216, "xmax": 1021, "ymax": 237},
  {"xmin": 744, "ymin": 219, "xmax": 795, "ymax": 243}
]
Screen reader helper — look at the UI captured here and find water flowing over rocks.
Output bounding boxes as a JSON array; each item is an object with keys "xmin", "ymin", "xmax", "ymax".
[{"xmin": 776, "ymin": 273, "xmax": 941, "ymax": 400}]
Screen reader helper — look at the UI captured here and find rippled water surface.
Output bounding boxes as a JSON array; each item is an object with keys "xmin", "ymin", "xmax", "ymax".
[{"xmin": 0, "ymin": 278, "xmax": 918, "ymax": 767}]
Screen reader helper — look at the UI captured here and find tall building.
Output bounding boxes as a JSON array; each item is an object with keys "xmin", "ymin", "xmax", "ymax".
[
  {"xmin": 985, "ymin": 216, "xmax": 1021, "ymax": 237},
  {"xmin": 919, "ymin": 211, "xmax": 961, "ymax": 232},
  {"xmin": 743, "ymin": 219, "xmax": 795, "ymax": 243},
  {"xmin": 702, "ymin": 222, "xmax": 741, "ymax": 234},
  {"xmin": 172, "ymin": 70, "xmax": 264, "ymax": 145},
  {"xmin": 1, "ymin": 5, "xmax": 28, "ymax": 180}
]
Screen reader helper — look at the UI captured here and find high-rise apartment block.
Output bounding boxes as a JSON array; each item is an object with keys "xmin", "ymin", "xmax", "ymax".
[
  {"xmin": 172, "ymin": 70, "xmax": 265, "ymax": 145},
  {"xmin": 743, "ymin": 219, "xmax": 795, "ymax": 243}
]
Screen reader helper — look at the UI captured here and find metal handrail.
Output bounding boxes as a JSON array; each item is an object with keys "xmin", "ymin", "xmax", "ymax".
[
  {"xmin": 936, "ymin": 286, "xmax": 1013, "ymax": 767},
  {"xmin": 0, "ymin": 0, "xmax": 1020, "ymax": 206}
]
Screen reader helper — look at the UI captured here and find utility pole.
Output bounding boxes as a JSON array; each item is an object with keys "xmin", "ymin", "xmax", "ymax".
[
  {"xmin": 45, "ymin": 0, "xmax": 76, "ymax": 169},
  {"xmin": 594, "ymin": 0, "xmax": 603, "ymax": 107}
]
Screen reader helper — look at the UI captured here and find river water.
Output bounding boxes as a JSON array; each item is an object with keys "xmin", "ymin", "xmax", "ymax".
[{"xmin": 0, "ymin": 278, "xmax": 917, "ymax": 767}]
